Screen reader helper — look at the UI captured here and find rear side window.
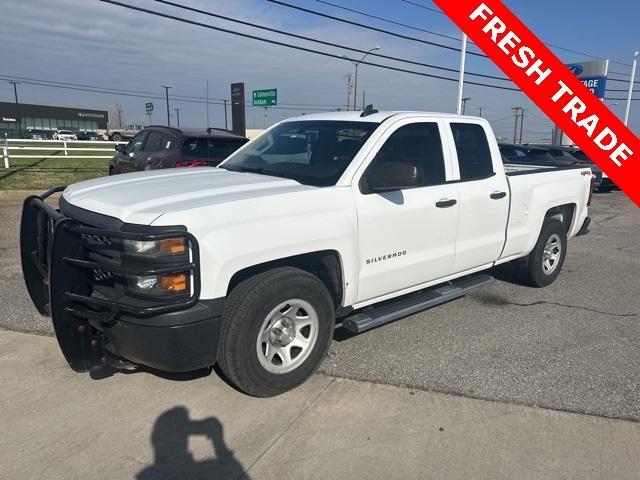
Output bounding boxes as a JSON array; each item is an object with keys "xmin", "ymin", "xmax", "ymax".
[
  {"xmin": 450, "ymin": 123, "xmax": 494, "ymax": 180},
  {"xmin": 367, "ymin": 122, "xmax": 446, "ymax": 188},
  {"xmin": 183, "ymin": 138, "xmax": 248, "ymax": 159}
]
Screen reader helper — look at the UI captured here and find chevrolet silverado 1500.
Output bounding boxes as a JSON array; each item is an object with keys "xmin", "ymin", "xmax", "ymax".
[{"xmin": 20, "ymin": 111, "xmax": 592, "ymax": 396}]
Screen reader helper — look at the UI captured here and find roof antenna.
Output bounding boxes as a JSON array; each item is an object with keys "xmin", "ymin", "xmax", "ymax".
[{"xmin": 360, "ymin": 104, "xmax": 378, "ymax": 117}]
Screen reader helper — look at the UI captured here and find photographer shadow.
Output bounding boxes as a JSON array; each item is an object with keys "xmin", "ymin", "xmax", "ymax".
[{"xmin": 137, "ymin": 406, "xmax": 249, "ymax": 480}]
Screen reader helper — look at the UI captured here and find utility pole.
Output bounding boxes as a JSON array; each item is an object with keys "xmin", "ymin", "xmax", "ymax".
[
  {"xmin": 461, "ymin": 97, "xmax": 471, "ymax": 115},
  {"xmin": 362, "ymin": 90, "xmax": 366, "ymax": 111},
  {"xmin": 478, "ymin": 107, "xmax": 483, "ymax": 118},
  {"xmin": 344, "ymin": 73, "xmax": 353, "ymax": 111},
  {"xmin": 623, "ymin": 51, "xmax": 639, "ymax": 126},
  {"xmin": 174, "ymin": 108, "xmax": 181, "ymax": 127},
  {"xmin": 8, "ymin": 81, "xmax": 22, "ymax": 137},
  {"xmin": 223, "ymin": 100, "xmax": 228, "ymax": 130},
  {"xmin": 206, "ymin": 80, "xmax": 210, "ymax": 128},
  {"xmin": 519, "ymin": 109, "xmax": 525, "ymax": 144},
  {"xmin": 341, "ymin": 46, "xmax": 380, "ymax": 110},
  {"xmin": 161, "ymin": 85, "xmax": 171, "ymax": 126},
  {"xmin": 456, "ymin": 33, "xmax": 468, "ymax": 115},
  {"xmin": 117, "ymin": 108, "xmax": 123, "ymax": 128},
  {"xmin": 512, "ymin": 107, "xmax": 524, "ymax": 144}
]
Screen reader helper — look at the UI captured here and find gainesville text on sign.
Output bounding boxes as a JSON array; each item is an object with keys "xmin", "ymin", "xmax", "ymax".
[{"xmin": 432, "ymin": 0, "xmax": 640, "ymax": 206}]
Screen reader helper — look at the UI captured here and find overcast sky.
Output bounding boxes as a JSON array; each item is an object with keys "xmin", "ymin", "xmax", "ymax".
[{"xmin": 0, "ymin": 0, "xmax": 638, "ymax": 140}]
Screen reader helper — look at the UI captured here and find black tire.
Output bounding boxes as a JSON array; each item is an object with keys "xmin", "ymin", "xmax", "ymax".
[
  {"xmin": 111, "ymin": 133, "xmax": 122, "ymax": 142},
  {"xmin": 515, "ymin": 218, "xmax": 567, "ymax": 288},
  {"xmin": 598, "ymin": 185, "xmax": 612, "ymax": 193},
  {"xmin": 218, "ymin": 267, "xmax": 335, "ymax": 397}
]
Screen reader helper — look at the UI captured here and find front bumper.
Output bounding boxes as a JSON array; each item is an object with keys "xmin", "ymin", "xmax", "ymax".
[{"xmin": 20, "ymin": 188, "xmax": 222, "ymax": 373}]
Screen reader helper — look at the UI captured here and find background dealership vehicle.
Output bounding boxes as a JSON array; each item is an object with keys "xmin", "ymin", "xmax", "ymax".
[
  {"xmin": 105, "ymin": 123, "xmax": 144, "ymax": 141},
  {"xmin": 23, "ymin": 128, "xmax": 49, "ymax": 140},
  {"xmin": 52, "ymin": 129, "xmax": 77, "ymax": 141},
  {"xmin": 76, "ymin": 130, "xmax": 102, "ymax": 141},
  {"xmin": 21, "ymin": 111, "xmax": 592, "ymax": 397},
  {"xmin": 108, "ymin": 126, "xmax": 249, "ymax": 175},
  {"xmin": 499, "ymin": 143, "xmax": 602, "ymax": 188}
]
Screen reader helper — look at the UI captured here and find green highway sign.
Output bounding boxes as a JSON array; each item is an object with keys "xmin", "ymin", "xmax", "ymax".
[
  {"xmin": 145, "ymin": 102, "xmax": 154, "ymax": 114},
  {"xmin": 252, "ymin": 88, "xmax": 278, "ymax": 107}
]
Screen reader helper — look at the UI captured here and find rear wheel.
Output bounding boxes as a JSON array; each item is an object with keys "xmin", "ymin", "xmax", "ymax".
[
  {"xmin": 515, "ymin": 218, "xmax": 567, "ymax": 287},
  {"xmin": 218, "ymin": 267, "xmax": 335, "ymax": 397},
  {"xmin": 111, "ymin": 133, "xmax": 122, "ymax": 142}
]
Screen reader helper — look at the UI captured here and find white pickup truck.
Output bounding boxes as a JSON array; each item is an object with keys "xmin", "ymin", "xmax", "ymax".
[{"xmin": 21, "ymin": 110, "xmax": 593, "ymax": 397}]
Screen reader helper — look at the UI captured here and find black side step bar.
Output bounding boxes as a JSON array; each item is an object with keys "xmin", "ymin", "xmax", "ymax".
[{"xmin": 342, "ymin": 274, "xmax": 495, "ymax": 334}]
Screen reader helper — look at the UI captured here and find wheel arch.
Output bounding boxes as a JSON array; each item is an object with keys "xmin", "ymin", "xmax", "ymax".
[
  {"xmin": 544, "ymin": 203, "xmax": 576, "ymax": 234},
  {"xmin": 226, "ymin": 250, "xmax": 345, "ymax": 309}
]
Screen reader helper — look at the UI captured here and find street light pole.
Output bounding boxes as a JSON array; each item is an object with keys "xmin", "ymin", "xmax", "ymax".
[
  {"xmin": 161, "ymin": 85, "xmax": 172, "ymax": 126},
  {"xmin": 342, "ymin": 46, "xmax": 381, "ymax": 111},
  {"xmin": 623, "ymin": 51, "xmax": 639, "ymax": 126},
  {"xmin": 223, "ymin": 100, "xmax": 228, "ymax": 130},
  {"xmin": 8, "ymin": 81, "xmax": 22, "ymax": 137},
  {"xmin": 174, "ymin": 108, "xmax": 181, "ymax": 127},
  {"xmin": 456, "ymin": 33, "xmax": 468, "ymax": 115}
]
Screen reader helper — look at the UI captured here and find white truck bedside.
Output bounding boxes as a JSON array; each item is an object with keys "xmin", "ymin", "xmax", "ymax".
[{"xmin": 20, "ymin": 110, "xmax": 593, "ymax": 396}]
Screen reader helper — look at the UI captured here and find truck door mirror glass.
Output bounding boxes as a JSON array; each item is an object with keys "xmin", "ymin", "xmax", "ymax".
[{"xmin": 367, "ymin": 162, "xmax": 424, "ymax": 192}]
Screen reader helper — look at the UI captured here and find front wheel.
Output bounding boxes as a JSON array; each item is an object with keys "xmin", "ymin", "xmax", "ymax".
[
  {"xmin": 515, "ymin": 218, "xmax": 567, "ymax": 287},
  {"xmin": 218, "ymin": 267, "xmax": 335, "ymax": 397}
]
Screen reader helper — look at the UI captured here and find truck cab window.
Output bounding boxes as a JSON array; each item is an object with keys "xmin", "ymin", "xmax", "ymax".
[
  {"xmin": 366, "ymin": 122, "xmax": 446, "ymax": 188},
  {"xmin": 450, "ymin": 123, "xmax": 494, "ymax": 180}
]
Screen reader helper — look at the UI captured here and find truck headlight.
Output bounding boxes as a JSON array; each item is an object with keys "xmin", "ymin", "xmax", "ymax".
[
  {"xmin": 129, "ymin": 273, "xmax": 189, "ymax": 296},
  {"xmin": 123, "ymin": 237, "xmax": 186, "ymax": 257}
]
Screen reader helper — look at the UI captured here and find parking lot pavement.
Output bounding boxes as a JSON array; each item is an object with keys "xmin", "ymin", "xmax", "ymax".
[
  {"xmin": 3, "ymin": 328, "xmax": 640, "ymax": 480},
  {"xmin": 1, "ymin": 190, "xmax": 638, "ymax": 421}
]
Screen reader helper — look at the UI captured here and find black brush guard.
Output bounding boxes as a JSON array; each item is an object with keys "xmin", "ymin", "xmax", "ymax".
[{"xmin": 20, "ymin": 188, "xmax": 200, "ymax": 372}]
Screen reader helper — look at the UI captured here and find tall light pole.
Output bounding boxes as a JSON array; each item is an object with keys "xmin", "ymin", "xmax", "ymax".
[
  {"xmin": 478, "ymin": 107, "xmax": 483, "ymax": 118},
  {"xmin": 456, "ymin": 33, "xmax": 468, "ymax": 115},
  {"xmin": 7, "ymin": 81, "xmax": 22, "ymax": 137},
  {"xmin": 341, "ymin": 46, "xmax": 381, "ymax": 110},
  {"xmin": 623, "ymin": 51, "xmax": 639, "ymax": 126},
  {"xmin": 161, "ymin": 85, "xmax": 171, "ymax": 126},
  {"xmin": 174, "ymin": 108, "xmax": 181, "ymax": 127}
]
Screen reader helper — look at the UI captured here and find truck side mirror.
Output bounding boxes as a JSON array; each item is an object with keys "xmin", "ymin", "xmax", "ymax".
[{"xmin": 366, "ymin": 162, "xmax": 423, "ymax": 193}]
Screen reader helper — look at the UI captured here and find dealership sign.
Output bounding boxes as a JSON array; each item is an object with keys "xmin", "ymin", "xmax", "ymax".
[
  {"xmin": 566, "ymin": 60, "xmax": 609, "ymax": 99},
  {"xmin": 433, "ymin": 0, "xmax": 640, "ymax": 207}
]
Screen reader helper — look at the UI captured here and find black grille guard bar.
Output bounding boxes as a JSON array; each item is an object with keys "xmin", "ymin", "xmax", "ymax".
[{"xmin": 21, "ymin": 187, "xmax": 201, "ymax": 319}]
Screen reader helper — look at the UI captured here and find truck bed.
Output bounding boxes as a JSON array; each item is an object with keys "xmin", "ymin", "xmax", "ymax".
[{"xmin": 504, "ymin": 163, "xmax": 587, "ymax": 176}]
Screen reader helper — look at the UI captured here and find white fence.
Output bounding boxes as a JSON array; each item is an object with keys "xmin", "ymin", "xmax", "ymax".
[{"xmin": 2, "ymin": 138, "xmax": 127, "ymax": 168}]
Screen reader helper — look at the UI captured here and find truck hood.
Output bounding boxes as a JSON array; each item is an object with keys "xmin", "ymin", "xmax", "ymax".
[{"xmin": 63, "ymin": 168, "xmax": 316, "ymax": 225}]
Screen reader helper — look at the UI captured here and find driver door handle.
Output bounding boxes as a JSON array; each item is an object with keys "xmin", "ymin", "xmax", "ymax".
[
  {"xmin": 435, "ymin": 198, "xmax": 457, "ymax": 208},
  {"xmin": 490, "ymin": 191, "xmax": 507, "ymax": 200}
]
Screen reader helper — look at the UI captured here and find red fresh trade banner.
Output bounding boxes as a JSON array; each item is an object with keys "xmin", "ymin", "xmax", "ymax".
[{"xmin": 433, "ymin": 0, "xmax": 640, "ymax": 207}]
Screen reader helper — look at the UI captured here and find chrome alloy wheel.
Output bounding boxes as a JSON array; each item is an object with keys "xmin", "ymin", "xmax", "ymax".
[
  {"xmin": 256, "ymin": 299, "xmax": 319, "ymax": 374},
  {"xmin": 542, "ymin": 233, "xmax": 562, "ymax": 275}
]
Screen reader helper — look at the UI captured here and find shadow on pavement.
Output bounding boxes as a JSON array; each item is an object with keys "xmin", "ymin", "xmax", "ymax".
[
  {"xmin": 89, "ymin": 365, "xmax": 213, "ymax": 382},
  {"xmin": 137, "ymin": 406, "xmax": 248, "ymax": 480}
]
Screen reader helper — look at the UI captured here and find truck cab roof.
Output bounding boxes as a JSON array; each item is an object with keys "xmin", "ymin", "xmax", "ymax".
[{"xmin": 282, "ymin": 110, "xmax": 484, "ymax": 124}]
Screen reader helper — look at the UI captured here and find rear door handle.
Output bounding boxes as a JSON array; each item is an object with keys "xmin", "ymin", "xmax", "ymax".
[
  {"xmin": 435, "ymin": 198, "xmax": 457, "ymax": 208},
  {"xmin": 490, "ymin": 191, "xmax": 507, "ymax": 200}
]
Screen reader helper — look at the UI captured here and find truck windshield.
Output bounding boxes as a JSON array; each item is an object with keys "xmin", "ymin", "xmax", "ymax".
[{"xmin": 221, "ymin": 121, "xmax": 379, "ymax": 186}]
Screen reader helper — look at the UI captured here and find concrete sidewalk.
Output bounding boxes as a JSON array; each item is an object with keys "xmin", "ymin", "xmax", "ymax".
[{"xmin": 1, "ymin": 329, "xmax": 639, "ymax": 480}]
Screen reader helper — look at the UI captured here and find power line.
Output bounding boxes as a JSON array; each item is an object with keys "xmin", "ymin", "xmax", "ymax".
[
  {"xmin": 399, "ymin": 0, "xmax": 632, "ymax": 67},
  {"xmin": 98, "ymin": 0, "xmax": 520, "ymax": 92},
  {"xmin": 315, "ymin": 0, "xmax": 458, "ymax": 42},
  {"xmin": 267, "ymin": 0, "xmax": 488, "ymax": 58},
  {"xmin": 1, "ymin": 73, "xmax": 347, "ymax": 108},
  {"xmin": 400, "ymin": 0, "xmax": 443, "ymax": 15},
  {"xmin": 152, "ymin": 0, "xmax": 510, "ymax": 82},
  {"xmin": 0, "ymin": 76, "xmax": 343, "ymax": 112}
]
